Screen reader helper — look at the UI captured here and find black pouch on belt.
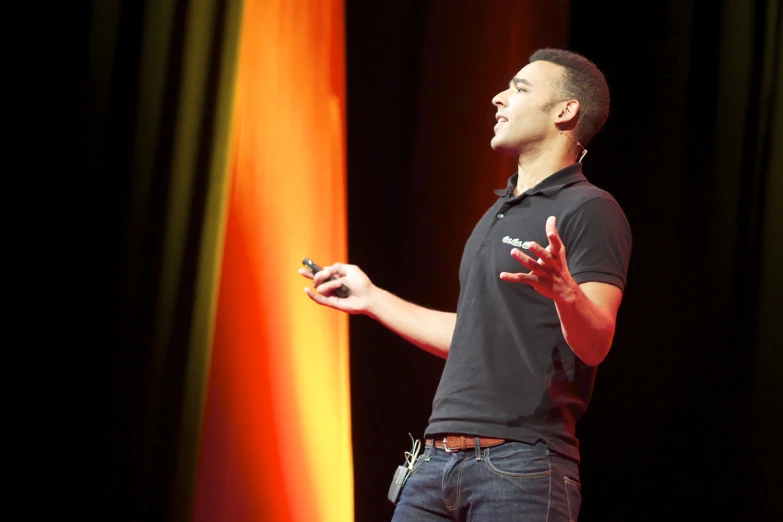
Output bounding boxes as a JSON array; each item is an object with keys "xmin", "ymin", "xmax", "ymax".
[
  {"xmin": 387, "ymin": 465, "xmax": 411, "ymax": 505},
  {"xmin": 388, "ymin": 435, "xmax": 421, "ymax": 505}
]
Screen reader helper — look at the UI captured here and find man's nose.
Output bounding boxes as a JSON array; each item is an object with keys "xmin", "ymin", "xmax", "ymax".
[{"xmin": 492, "ymin": 91, "xmax": 507, "ymax": 107}]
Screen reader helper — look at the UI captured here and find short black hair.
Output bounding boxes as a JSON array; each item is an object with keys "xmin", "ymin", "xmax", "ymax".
[{"xmin": 529, "ymin": 48, "xmax": 610, "ymax": 146}]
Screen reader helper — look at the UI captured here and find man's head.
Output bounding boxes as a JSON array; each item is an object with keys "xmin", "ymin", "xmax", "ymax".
[{"xmin": 490, "ymin": 48, "xmax": 610, "ymax": 158}]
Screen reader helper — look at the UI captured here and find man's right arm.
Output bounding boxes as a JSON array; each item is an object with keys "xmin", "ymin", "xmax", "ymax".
[{"xmin": 300, "ymin": 263, "xmax": 455, "ymax": 359}]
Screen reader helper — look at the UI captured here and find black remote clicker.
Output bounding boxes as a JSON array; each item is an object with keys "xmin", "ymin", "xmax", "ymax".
[{"xmin": 302, "ymin": 257, "xmax": 351, "ymax": 298}]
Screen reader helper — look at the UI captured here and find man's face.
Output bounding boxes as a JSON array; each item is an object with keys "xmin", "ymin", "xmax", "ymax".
[{"xmin": 490, "ymin": 60, "xmax": 565, "ymax": 156}]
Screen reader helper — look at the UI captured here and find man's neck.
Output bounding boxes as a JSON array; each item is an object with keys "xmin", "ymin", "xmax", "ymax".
[{"xmin": 513, "ymin": 148, "xmax": 575, "ymax": 196}]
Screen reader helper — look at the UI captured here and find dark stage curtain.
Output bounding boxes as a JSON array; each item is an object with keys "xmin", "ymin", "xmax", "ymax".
[
  {"xmin": 71, "ymin": 1, "xmax": 242, "ymax": 521},
  {"xmin": 568, "ymin": 1, "xmax": 781, "ymax": 520},
  {"xmin": 345, "ymin": 0, "xmax": 781, "ymax": 521}
]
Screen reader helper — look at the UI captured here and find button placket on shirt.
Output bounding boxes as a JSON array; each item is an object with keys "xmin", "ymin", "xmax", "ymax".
[
  {"xmin": 494, "ymin": 195, "xmax": 524, "ymax": 226},
  {"xmin": 482, "ymin": 194, "xmax": 526, "ymax": 248}
]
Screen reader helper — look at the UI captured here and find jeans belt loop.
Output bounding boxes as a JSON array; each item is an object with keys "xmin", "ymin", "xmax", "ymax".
[{"xmin": 474, "ymin": 437, "xmax": 481, "ymax": 461}]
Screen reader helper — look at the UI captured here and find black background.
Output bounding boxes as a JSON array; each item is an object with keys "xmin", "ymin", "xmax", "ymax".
[{"xmin": 345, "ymin": 1, "xmax": 780, "ymax": 521}]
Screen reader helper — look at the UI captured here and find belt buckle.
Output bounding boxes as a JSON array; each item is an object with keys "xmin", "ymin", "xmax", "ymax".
[{"xmin": 442, "ymin": 437, "xmax": 456, "ymax": 453}]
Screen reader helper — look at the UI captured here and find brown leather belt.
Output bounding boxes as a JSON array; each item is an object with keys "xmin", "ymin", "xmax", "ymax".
[{"xmin": 427, "ymin": 435, "xmax": 506, "ymax": 453}]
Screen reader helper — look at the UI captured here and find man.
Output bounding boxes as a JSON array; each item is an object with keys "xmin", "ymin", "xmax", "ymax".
[{"xmin": 299, "ymin": 48, "xmax": 632, "ymax": 521}]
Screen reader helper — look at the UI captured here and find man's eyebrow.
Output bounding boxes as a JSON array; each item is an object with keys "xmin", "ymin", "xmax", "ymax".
[{"xmin": 510, "ymin": 77, "xmax": 533, "ymax": 88}]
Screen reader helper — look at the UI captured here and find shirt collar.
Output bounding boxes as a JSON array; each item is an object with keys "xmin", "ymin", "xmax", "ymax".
[{"xmin": 493, "ymin": 162, "xmax": 588, "ymax": 198}]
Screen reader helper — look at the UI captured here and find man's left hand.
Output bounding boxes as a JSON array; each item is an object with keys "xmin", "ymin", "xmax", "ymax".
[{"xmin": 500, "ymin": 215, "xmax": 577, "ymax": 303}]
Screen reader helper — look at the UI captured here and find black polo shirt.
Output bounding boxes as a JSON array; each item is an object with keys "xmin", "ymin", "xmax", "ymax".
[{"xmin": 424, "ymin": 163, "xmax": 632, "ymax": 462}]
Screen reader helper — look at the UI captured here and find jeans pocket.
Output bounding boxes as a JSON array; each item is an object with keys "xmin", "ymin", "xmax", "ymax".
[
  {"xmin": 564, "ymin": 476, "xmax": 582, "ymax": 521},
  {"xmin": 483, "ymin": 442, "xmax": 550, "ymax": 479}
]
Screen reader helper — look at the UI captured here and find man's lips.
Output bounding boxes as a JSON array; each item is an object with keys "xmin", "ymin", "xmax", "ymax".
[{"xmin": 494, "ymin": 114, "xmax": 508, "ymax": 131}]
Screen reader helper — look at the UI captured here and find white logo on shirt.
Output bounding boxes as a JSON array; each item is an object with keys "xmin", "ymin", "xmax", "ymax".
[{"xmin": 502, "ymin": 236, "xmax": 524, "ymax": 248}]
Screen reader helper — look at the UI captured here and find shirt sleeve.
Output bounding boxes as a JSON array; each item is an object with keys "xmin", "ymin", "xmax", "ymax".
[{"xmin": 560, "ymin": 196, "xmax": 632, "ymax": 292}]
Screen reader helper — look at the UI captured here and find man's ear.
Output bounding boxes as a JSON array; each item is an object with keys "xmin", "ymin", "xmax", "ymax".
[{"xmin": 555, "ymin": 99, "xmax": 580, "ymax": 127}]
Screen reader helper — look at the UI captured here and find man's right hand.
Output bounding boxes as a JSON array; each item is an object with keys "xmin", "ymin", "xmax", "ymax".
[
  {"xmin": 300, "ymin": 261, "xmax": 455, "ymax": 358},
  {"xmin": 298, "ymin": 262, "xmax": 375, "ymax": 315}
]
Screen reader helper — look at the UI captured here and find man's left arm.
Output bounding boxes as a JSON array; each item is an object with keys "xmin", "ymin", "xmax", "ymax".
[
  {"xmin": 550, "ymin": 280, "xmax": 622, "ymax": 366},
  {"xmin": 500, "ymin": 210, "xmax": 630, "ymax": 366}
]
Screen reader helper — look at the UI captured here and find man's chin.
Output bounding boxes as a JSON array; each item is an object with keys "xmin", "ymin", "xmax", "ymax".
[{"xmin": 490, "ymin": 137, "xmax": 520, "ymax": 156}]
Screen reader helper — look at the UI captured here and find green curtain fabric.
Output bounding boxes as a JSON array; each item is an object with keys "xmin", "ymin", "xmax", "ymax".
[
  {"xmin": 710, "ymin": 1, "xmax": 781, "ymax": 509},
  {"xmin": 739, "ymin": 0, "xmax": 782, "ymax": 513},
  {"xmin": 76, "ymin": 1, "xmax": 242, "ymax": 520}
]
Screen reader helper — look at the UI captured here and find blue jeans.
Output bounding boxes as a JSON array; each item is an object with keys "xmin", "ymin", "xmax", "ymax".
[{"xmin": 392, "ymin": 440, "xmax": 581, "ymax": 521}]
